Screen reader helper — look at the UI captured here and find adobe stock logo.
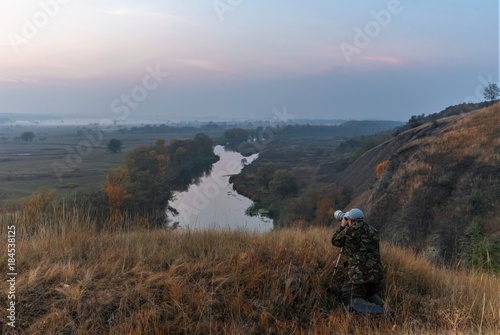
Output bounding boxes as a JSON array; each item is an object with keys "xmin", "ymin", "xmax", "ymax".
[
  {"xmin": 110, "ymin": 65, "xmax": 170, "ymax": 122},
  {"xmin": 7, "ymin": 0, "xmax": 71, "ymax": 53},
  {"xmin": 51, "ymin": 65, "xmax": 169, "ymax": 182},
  {"xmin": 174, "ymin": 158, "xmax": 243, "ymax": 224},
  {"xmin": 464, "ymin": 75, "xmax": 496, "ymax": 103},
  {"xmin": 339, "ymin": 0, "xmax": 404, "ymax": 63},
  {"xmin": 213, "ymin": 0, "xmax": 244, "ymax": 21}
]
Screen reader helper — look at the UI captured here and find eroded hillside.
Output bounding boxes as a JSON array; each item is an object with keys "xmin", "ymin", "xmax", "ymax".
[{"xmin": 339, "ymin": 103, "xmax": 500, "ymax": 262}]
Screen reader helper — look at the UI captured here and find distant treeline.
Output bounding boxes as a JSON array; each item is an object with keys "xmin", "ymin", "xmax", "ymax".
[
  {"xmin": 223, "ymin": 120, "xmax": 402, "ymax": 147},
  {"xmin": 395, "ymin": 101, "xmax": 490, "ymax": 133},
  {"xmin": 115, "ymin": 119, "xmax": 403, "ymax": 139},
  {"xmin": 274, "ymin": 120, "xmax": 402, "ymax": 139},
  {"xmin": 118, "ymin": 123, "xmax": 223, "ymax": 134}
]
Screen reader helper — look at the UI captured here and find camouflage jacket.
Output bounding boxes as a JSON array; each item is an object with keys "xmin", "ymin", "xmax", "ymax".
[{"xmin": 331, "ymin": 220, "xmax": 384, "ymax": 284}]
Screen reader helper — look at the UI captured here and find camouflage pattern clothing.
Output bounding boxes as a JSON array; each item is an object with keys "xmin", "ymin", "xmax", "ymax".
[{"xmin": 331, "ymin": 220, "xmax": 384, "ymax": 285}]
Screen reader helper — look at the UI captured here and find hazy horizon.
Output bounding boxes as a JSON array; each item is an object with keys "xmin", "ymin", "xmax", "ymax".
[{"xmin": 0, "ymin": 1, "xmax": 498, "ymax": 122}]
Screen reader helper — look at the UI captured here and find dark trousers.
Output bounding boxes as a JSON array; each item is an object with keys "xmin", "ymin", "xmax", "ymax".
[{"xmin": 341, "ymin": 282, "xmax": 380, "ymax": 305}]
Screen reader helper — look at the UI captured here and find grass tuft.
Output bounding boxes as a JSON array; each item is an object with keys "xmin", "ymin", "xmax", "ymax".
[{"xmin": 1, "ymin": 204, "xmax": 499, "ymax": 334}]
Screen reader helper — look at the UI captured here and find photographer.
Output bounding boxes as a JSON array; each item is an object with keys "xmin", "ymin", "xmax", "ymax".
[{"xmin": 331, "ymin": 208, "xmax": 385, "ymax": 309}]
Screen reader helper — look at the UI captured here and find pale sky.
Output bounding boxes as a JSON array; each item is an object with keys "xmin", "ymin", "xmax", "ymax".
[{"xmin": 0, "ymin": 0, "xmax": 498, "ymax": 121}]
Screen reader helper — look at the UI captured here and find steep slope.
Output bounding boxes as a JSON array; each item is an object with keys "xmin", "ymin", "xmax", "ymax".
[{"xmin": 336, "ymin": 103, "xmax": 500, "ymax": 261}]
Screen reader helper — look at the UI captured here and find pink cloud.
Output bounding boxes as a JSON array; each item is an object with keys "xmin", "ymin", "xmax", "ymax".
[
  {"xmin": 0, "ymin": 77, "xmax": 41, "ymax": 83},
  {"xmin": 362, "ymin": 56, "xmax": 403, "ymax": 65}
]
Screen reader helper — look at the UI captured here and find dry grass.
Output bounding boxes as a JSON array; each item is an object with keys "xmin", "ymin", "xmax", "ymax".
[
  {"xmin": 369, "ymin": 104, "xmax": 500, "ymax": 250},
  {"xmin": 422, "ymin": 104, "xmax": 500, "ymax": 165},
  {"xmin": 1, "ymin": 204, "xmax": 499, "ymax": 334},
  {"xmin": 392, "ymin": 104, "xmax": 500, "ymax": 184}
]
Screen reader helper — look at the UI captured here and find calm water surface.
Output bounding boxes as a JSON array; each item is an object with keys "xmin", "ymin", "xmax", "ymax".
[{"xmin": 168, "ymin": 145, "xmax": 273, "ymax": 232}]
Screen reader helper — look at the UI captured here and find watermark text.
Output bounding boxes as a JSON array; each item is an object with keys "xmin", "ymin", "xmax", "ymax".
[
  {"xmin": 339, "ymin": 0, "xmax": 404, "ymax": 63},
  {"xmin": 8, "ymin": 0, "xmax": 71, "ymax": 53},
  {"xmin": 213, "ymin": 0, "xmax": 244, "ymax": 21},
  {"xmin": 6, "ymin": 225, "xmax": 17, "ymax": 328},
  {"xmin": 51, "ymin": 65, "xmax": 169, "ymax": 182}
]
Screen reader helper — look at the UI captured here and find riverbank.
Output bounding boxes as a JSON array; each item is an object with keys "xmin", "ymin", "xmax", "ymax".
[
  {"xmin": 168, "ymin": 145, "xmax": 273, "ymax": 232},
  {"xmin": 230, "ymin": 137, "xmax": 350, "ymax": 227}
]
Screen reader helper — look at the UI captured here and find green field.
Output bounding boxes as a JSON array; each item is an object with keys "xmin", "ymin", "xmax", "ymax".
[{"xmin": 0, "ymin": 123, "xmax": 224, "ymax": 204}]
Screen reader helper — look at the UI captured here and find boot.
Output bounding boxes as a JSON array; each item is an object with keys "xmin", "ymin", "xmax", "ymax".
[
  {"xmin": 367, "ymin": 293, "xmax": 384, "ymax": 306},
  {"xmin": 352, "ymin": 297, "xmax": 372, "ymax": 306}
]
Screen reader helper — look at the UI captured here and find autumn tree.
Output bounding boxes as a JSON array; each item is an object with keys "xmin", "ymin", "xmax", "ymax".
[
  {"xmin": 168, "ymin": 139, "xmax": 189, "ymax": 166},
  {"xmin": 166, "ymin": 133, "xmax": 214, "ymax": 167},
  {"xmin": 126, "ymin": 139, "xmax": 169, "ymax": 177},
  {"xmin": 104, "ymin": 167, "xmax": 130, "ymax": 223},
  {"xmin": 122, "ymin": 139, "xmax": 172, "ymax": 221},
  {"xmin": 166, "ymin": 135, "xmax": 217, "ymax": 188},
  {"xmin": 106, "ymin": 134, "xmax": 216, "ymax": 226},
  {"xmin": 376, "ymin": 160, "xmax": 389, "ymax": 179},
  {"xmin": 315, "ymin": 197, "xmax": 334, "ymax": 225}
]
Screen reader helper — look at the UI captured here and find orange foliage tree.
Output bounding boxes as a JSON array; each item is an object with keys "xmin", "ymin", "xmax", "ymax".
[
  {"xmin": 315, "ymin": 197, "xmax": 334, "ymax": 225},
  {"xmin": 113, "ymin": 139, "xmax": 173, "ymax": 223},
  {"xmin": 105, "ymin": 134, "xmax": 216, "ymax": 226},
  {"xmin": 376, "ymin": 160, "xmax": 389, "ymax": 179},
  {"xmin": 105, "ymin": 167, "xmax": 130, "ymax": 223}
]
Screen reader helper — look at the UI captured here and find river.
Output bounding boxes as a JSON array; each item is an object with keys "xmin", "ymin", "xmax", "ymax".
[{"xmin": 168, "ymin": 145, "xmax": 273, "ymax": 232}]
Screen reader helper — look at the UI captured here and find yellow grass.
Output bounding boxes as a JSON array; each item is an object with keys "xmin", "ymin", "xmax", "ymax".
[
  {"xmin": 1, "ymin": 204, "xmax": 499, "ymax": 335},
  {"xmin": 376, "ymin": 104, "xmax": 500, "ymax": 217},
  {"xmin": 421, "ymin": 104, "xmax": 500, "ymax": 165}
]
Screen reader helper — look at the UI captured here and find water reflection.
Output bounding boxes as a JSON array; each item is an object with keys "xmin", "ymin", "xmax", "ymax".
[
  {"xmin": 168, "ymin": 157, "xmax": 214, "ymax": 192},
  {"xmin": 168, "ymin": 145, "xmax": 273, "ymax": 232}
]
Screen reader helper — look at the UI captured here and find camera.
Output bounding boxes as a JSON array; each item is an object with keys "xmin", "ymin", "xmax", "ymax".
[{"xmin": 334, "ymin": 210, "xmax": 346, "ymax": 221}]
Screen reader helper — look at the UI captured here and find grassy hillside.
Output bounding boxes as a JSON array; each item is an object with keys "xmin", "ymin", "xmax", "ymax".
[
  {"xmin": 336, "ymin": 103, "xmax": 500, "ymax": 264},
  {"xmin": 1, "ymin": 203, "xmax": 499, "ymax": 334}
]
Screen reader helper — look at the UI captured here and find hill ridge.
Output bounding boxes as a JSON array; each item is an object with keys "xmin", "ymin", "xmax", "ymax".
[{"xmin": 336, "ymin": 103, "xmax": 500, "ymax": 262}]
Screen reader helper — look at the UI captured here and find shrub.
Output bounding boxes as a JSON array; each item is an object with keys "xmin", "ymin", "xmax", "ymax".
[
  {"xmin": 21, "ymin": 188, "xmax": 56, "ymax": 225},
  {"xmin": 21, "ymin": 131, "xmax": 35, "ymax": 142},
  {"xmin": 107, "ymin": 138, "xmax": 123, "ymax": 153},
  {"xmin": 375, "ymin": 160, "xmax": 389, "ymax": 179},
  {"xmin": 62, "ymin": 182, "xmax": 79, "ymax": 189},
  {"xmin": 460, "ymin": 222, "xmax": 500, "ymax": 272},
  {"xmin": 269, "ymin": 170, "xmax": 298, "ymax": 198}
]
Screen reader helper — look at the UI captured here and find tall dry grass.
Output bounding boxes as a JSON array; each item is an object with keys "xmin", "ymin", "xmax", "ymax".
[
  {"xmin": 1, "ymin": 202, "xmax": 499, "ymax": 334},
  {"xmin": 391, "ymin": 104, "xmax": 499, "ymax": 188},
  {"xmin": 422, "ymin": 104, "xmax": 500, "ymax": 165}
]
